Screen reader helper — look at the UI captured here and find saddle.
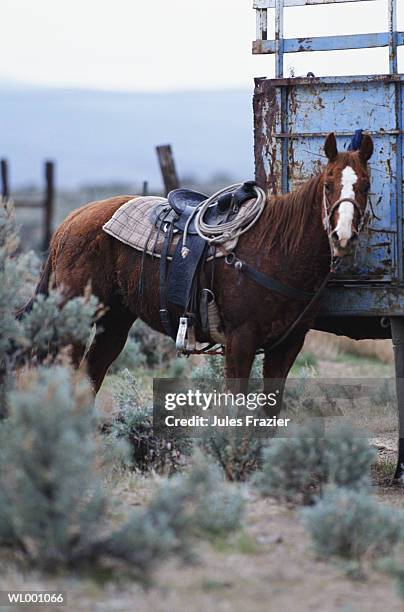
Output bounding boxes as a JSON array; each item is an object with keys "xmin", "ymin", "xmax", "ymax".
[
  {"xmin": 151, "ymin": 182, "xmax": 258, "ymax": 352},
  {"xmin": 150, "ymin": 188, "xmax": 208, "ymax": 233}
]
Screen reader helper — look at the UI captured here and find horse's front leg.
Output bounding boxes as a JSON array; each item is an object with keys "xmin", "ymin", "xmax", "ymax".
[
  {"xmin": 225, "ymin": 325, "xmax": 259, "ymax": 394},
  {"xmin": 263, "ymin": 327, "xmax": 308, "ymax": 417}
]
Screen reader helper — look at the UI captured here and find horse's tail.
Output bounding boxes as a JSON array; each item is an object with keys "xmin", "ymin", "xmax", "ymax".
[{"xmin": 15, "ymin": 253, "xmax": 53, "ymax": 320}]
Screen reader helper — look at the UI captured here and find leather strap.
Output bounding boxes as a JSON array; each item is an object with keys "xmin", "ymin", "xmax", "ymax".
[
  {"xmin": 159, "ymin": 222, "xmax": 175, "ymax": 338},
  {"xmin": 225, "ymin": 254, "xmax": 315, "ymax": 302}
]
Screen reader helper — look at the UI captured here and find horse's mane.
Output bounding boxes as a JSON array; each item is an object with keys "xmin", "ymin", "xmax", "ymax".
[{"xmin": 257, "ymin": 174, "xmax": 322, "ymax": 254}]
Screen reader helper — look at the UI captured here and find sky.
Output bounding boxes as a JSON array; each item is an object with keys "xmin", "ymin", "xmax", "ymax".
[{"xmin": 0, "ymin": 0, "xmax": 403, "ymax": 92}]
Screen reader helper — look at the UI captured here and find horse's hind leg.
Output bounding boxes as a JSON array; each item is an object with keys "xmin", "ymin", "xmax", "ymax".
[{"xmin": 85, "ymin": 306, "xmax": 136, "ymax": 393}]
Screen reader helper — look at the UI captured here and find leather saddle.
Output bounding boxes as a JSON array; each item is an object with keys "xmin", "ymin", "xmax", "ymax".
[
  {"xmin": 150, "ymin": 182, "xmax": 257, "ymax": 234},
  {"xmin": 153, "ymin": 182, "xmax": 258, "ymax": 342},
  {"xmin": 150, "ymin": 188, "xmax": 207, "ymax": 233},
  {"xmin": 168, "ymin": 188, "xmax": 207, "ymax": 215}
]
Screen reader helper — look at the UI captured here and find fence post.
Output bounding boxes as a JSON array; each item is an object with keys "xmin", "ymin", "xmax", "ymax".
[
  {"xmin": 43, "ymin": 161, "xmax": 55, "ymax": 251},
  {"xmin": 142, "ymin": 180, "xmax": 148, "ymax": 196},
  {"xmin": 156, "ymin": 144, "xmax": 180, "ymax": 195},
  {"xmin": 1, "ymin": 159, "xmax": 9, "ymax": 200}
]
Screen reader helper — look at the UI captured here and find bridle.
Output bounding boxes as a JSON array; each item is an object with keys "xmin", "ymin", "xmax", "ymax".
[{"xmin": 322, "ymin": 187, "xmax": 368, "ymax": 266}]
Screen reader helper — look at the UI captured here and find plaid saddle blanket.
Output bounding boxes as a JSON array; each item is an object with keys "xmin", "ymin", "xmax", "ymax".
[{"xmin": 102, "ymin": 195, "xmax": 239, "ymax": 259}]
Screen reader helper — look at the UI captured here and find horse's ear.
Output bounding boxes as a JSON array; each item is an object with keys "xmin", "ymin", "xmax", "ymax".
[
  {"xmin": 324, "ymin": 133, "xmax": 338, "ymax": 162},
  {"xmin": 359, "ymin": 133, "xmax": 374, "ymax": 163}
]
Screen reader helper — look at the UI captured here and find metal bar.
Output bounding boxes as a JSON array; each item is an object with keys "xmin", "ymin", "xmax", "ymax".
[
  {"xmin": 1, "ymin": 159, "xmax": 9, "ymax": 199},
  {"xmin": 394, "ymin": 82, "xmax": 403, "ymax": 281},
  {"xmin": 256, "ymin": 8, "xmax": 268, "ymax": 40},
  {"xmin": 253, "ymin": 31, "xmax": 404, "ymax": 53},
  {"xmin": 271, "ymin": 130, "xmax": 404, "ymax": 137},
  {"xmin": 256, "ymin": 73, "xmax": 404, "ymax": 85},
  {"xmin": 389, "ymin": 0, "xmax": 398, "ymax": 75},
  {"xmin": 254, "ymin": 0, "xmax": 381, "ymax": 7},
  {"xmin": 43, "ymin": 161, "xmax": 55, "ymax": 251},
  {"xmin": 280, "ymin": 88, "xmax": 289, "ymax": 193},
  {"xmin": 274, "ymin": 0, "xmax": 288, "ymax": 191},
  {"xmin": 275, "ymin": 0, "xmax": 284, "ymax": 77},
  {"xmin": 390, "ymin": 317, "xmax": 404, "ymax": 480}
]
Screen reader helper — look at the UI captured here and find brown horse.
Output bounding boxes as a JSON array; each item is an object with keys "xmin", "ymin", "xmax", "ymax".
[{"xmin": 20, "ymin": 133, "xmax": 373, "ymax": 398}]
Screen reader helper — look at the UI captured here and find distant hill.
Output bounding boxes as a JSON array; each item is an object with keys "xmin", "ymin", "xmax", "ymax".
[{"xmin": 0, "ymin": 83, "xmax": 254, "ymax": 189}]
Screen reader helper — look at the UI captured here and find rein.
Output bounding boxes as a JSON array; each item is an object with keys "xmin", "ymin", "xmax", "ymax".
[
  {"xmin": 261, "ymin": 258, "xmax": 341, "ymax": 353},
  {"xmin": 224, "ymin": 250, "xmax": 341, "ymax": 353},
  {"xmin": 221, "ymin": 185, "xmax": 368, "ymax": 354},
  {"xmin": 224, "ymin": 252, "xmax": 316, "ymax": 302}
]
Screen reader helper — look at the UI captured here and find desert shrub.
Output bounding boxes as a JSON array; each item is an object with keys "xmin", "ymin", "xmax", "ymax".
[
  {"xmin": 199, "ymin": 404, "xmax": 264, "ymax": 481},
  {"xmin": 192, "ymin": 356, "xmax": 265, "ymax": 480},
  {"xmin": 166, "ymin": 357, "xmax": 190, "ymax": 378},
  {"xmin": 325, "ymin": 425, "xmax": 376, "ymax": 490},
  {"xmin": 0, "ymin": 366, "xmax": 107, "ymax": 570},
  {"xmin": 192, "ymin": 355, "xmax": 225, "ymax": 379},
  {"xmin": 129, "ymin": 320, "xmax": 175, "ymax": 367},
  {"xmin": 153, "ymin": 451, "xmax": 245, "ymax": 539},
  {"xmin": 0, "ymin": 201, "xmax": 100, "ymax": 389},
  {"xmin": 282, "ymin": 369, "xmax": 333, "ymax": 418},
  {"xmin": 105, "ymin": 452, "xmax": 244, "ymax": 576},
  {"xmin": 383, "ymin": 546, "xmax": 404, "ymax": 600},
  {"xmin": 21, "ymin": 288, "xmax": 100, "ymax": 362},
  {"xmin": 108, "ymin": 337, "xmax": 146, "ymax": 374},
  {"xmin": 192, "ymin": 354, "xmax": 263, "ymax": 381},
  {"xmin": 301, "ymin": 488, "xmax": 403, "ymax": 562},
  {"xmin": 195, "ymin": 485, "xmax": 245, "ymax": 536},
  {"xmin": 96, "ymin": 431, "xmax": 133, "ymax": 473},
  {"xmin": 0, "ymin": 367, "xmax": 243, "ymax": 579},
  {"xmin": 0, "ymin": 201, "xmax": 36, "ymax": 367},
  {"xmin": 254, "ymin": 421, "xmax": 327, "ymax": 503},
  {"xmin": 254, "ymin": 422, "xmax": 375, "ymax": 504},
  {"xmin": 103, "ymin": 369, "xmax": 192, "ymax": 473}
]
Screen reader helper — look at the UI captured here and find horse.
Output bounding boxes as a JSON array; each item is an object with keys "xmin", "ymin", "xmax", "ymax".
[{"xmin": 19, "ymin": 132, "xmax": 373, "ymax": 402}]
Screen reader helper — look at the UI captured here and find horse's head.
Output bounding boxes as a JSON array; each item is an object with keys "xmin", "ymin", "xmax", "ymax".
[{"xmin": 322, "ymin": 132, "xmax": 373, "ymax": 258}]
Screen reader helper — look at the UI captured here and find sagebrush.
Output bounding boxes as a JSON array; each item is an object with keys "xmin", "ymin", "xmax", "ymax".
[
  {"xmin": 254, "ymin": 422, "xmax": 376, "ymax": 504},
  {"xmin": 302, "ymin": 487, "xmax": 403, "ymax": 562},
  {"xmin": 0, "ymin": 201, "xmax": 100, "ymax": 405},
  {"xmin": 0, "ymin": 366, "xmax": 243, "ymax": 578},
  {"xmin": 103, "ymin": 369, "xmax": 192, "ymax": 473}
]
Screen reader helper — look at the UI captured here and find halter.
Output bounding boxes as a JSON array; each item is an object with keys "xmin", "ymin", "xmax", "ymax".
[{"xmin": 322, "ymin": 187, "xmax": 368, "ymax": 264}]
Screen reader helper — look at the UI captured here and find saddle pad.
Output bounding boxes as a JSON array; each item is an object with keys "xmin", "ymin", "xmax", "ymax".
[{"xmin": 102, "ymin": 195, "xmax": 244, "ymax": 259}]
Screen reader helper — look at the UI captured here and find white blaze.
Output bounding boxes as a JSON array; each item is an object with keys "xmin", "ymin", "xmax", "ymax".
[{"xmin": 334, "ymin": 166, "xmax": 357, "ymax": 247}]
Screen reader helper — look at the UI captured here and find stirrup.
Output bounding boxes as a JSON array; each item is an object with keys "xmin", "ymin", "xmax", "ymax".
[{"xmin": 176, "ymin": 317, "xmax": 196, "ymax": 356}]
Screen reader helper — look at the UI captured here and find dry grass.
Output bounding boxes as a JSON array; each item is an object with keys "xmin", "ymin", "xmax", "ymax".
[{"xmin": 304, "ymin": 330, "xmax": 393, "ymax": 364}]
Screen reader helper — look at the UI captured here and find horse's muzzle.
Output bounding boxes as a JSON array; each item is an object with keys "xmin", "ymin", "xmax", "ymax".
[{"xmin": 330, "ymin": 230, "xmax": 358, "ymax": 257}]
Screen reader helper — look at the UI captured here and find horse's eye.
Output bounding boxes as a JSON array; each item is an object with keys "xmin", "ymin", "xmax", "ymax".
[{"xmin": 325, "ymin": 183, "xmax": 332, "ymax": 194}]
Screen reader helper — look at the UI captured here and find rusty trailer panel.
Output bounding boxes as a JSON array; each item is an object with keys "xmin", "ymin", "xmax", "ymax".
[{"xmin": 253, "ymin": 0, "xmax": 404, "ymax": 320}]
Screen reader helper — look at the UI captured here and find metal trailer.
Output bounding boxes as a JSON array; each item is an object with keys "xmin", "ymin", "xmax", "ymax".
[{"xmin": 252, "ymin": 0, "xmax": 404, "ymax": 477}]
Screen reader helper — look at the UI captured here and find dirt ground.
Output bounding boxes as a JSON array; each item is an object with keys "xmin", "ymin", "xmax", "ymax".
[
  {"xmin": 1, "ymin": 351, "xmax": 404, "ymax": 612},
  {"xmin": 1, "ymin": 477, "xmax": 401, "ymax": 612}
]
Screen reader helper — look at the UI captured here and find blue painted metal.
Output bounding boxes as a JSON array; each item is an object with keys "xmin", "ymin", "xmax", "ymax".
[
  {"xmin": 253, "ymin": 32, "xmax": 404, "ymax": 55},
  {"xmin": 253, "ymin": 0, "xmax": 404, "ymax": 318},
  {"xmin": 255, "ymin": 0, "xmax": 381, "ymax": 6}
]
